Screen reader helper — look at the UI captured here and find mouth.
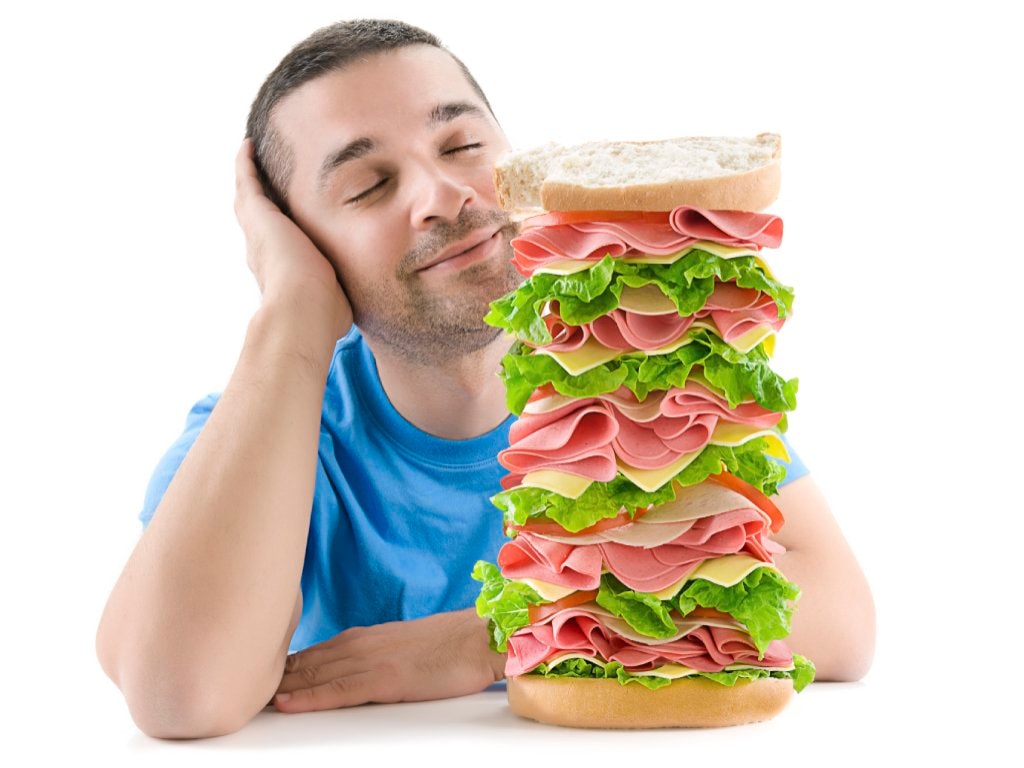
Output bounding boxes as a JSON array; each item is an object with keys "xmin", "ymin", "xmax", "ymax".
[{"xmin": 416, "ymin": 227, "xmax": 504, "ymax": 274}]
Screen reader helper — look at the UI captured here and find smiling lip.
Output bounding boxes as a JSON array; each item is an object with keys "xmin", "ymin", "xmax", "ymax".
[{"xmin": 417, "ymin": 228, "xmax": 502, "ymax": 273}]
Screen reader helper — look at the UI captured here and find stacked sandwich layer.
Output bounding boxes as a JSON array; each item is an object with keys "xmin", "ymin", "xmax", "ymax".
[{"xmin": 474, "ymin": 204, "xmax": 815, "ymax": 704}]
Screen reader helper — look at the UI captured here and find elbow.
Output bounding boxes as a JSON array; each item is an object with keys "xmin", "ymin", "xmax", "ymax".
[
  {"xmin": 124, "ymin": 677, "xmax": 260, "ymax": 740},
  {"xmin": 812, "ymin": 587, "xmax": 877, "ymax": 683},
  {"xmin": 96, "ymin": 627, "xmax": 271, "ymax": 739}
]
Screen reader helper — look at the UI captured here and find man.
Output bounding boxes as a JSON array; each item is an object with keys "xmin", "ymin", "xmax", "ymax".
[{"xmin": 95, "ymin": 19, "xmax": 875, "ymax": 739}]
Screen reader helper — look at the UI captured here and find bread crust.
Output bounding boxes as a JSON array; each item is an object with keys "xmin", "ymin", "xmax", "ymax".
[
  {"xmin": 493, "ymin": 133, "xmax": 782, "ymax": 213},
  {"xmin": 540, "ymin": 161, "xmax": 780, "ymax": 213},
  {"xmin": 507, "ymin": 675, "xmax": 793, "ymax": 729}
]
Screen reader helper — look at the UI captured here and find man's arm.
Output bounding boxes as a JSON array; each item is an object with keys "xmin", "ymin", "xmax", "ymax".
[
  {"xmin": 95, "ymin": 141, "xmax": 353, "ymax": 738},
  {"xmin": 770, "ymin": 475, "xmax": 876, "ymax": 681},
  {"xmin": 270, "ymin": 475, "xmax": 875, "ymax": 714}
]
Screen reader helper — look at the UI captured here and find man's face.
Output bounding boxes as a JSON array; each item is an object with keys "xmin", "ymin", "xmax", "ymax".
[{"xmin": 274, "ymin": 45, "xmax": 522, "ymax": 363}]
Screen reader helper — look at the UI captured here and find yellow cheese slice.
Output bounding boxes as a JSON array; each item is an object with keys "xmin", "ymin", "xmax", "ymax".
[
  {"xmin": 729, "ymin": 326, "xmax": 777, "ymax": 355},
  {"xmin": 520, "ymin": 469, "xmax": 593, "ymax": 499},
  {"xmin": 648, "ymin": 555, "xmax": 779, "ymax": 600},
  {"xmin": 710, "ymin": 423, "xmax": 790, "ymax": 462},
  {"xmin": 621, "ymin": 241, "xmax": 759, "ymax": 264},
  {"xmin": 616, "ymin": 285, "xmax": 678, "ymax": 315},
  {"xmin": 615, "ymin": 450, "xmax": 703, "ymax": 493},
  {"xmin": 516, "ymin": 578, "xmax": 576, "ymax": 602},
  {"xmin": 534, "ymin": 336, "xmax": 621, "ymax": 376}
]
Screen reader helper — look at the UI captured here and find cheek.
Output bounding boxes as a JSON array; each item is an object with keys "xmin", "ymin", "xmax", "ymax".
[{"xmin": 327, "ymin": 224, "xmax": 405, "ymax": 289}]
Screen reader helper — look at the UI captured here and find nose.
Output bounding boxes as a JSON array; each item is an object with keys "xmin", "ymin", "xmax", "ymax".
[{"xmin": 408, "ymin": 162, "xmax": 477, "ymax": 229}]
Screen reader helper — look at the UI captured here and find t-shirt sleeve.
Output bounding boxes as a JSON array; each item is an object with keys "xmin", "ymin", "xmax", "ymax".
[
  {"xmin": 774, "ymin": 432, "xmax": 810, "ymax": 489},
  {"xmin": 138, "ymin": 393, "xmax": 221, "ymax": 530}
]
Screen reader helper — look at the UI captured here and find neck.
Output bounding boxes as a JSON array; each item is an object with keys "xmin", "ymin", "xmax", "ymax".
[{"xmin": 365, "ymin": 330, "xmax": 514, "ymax": 440}]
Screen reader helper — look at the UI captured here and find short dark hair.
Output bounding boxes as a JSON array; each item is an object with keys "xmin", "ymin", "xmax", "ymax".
[{"xmin": 245, "ymin": 19, "xmax": 495, "ymax": 215}]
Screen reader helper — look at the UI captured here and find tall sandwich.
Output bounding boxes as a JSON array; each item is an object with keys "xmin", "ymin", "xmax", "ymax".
[{"xmin": 474, "ymin": 134, "xmax": 814, "ymax": 728}]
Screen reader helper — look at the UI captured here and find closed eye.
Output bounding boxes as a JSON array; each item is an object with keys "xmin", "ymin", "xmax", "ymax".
[
  {"xmin": 444, "ymin": 143, "xmax": 483, "ymax": 155},
  {"xmin": 347, "ymin": 177, "xmax": 389, "ymax": 204}
]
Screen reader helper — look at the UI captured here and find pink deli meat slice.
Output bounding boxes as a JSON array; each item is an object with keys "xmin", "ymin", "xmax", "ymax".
[
  {"xmin": 599, "ymin": 508, "xmax": 774, "ymax": 591},
  {"xmin": 499, "ymin": 508, "xmax": 774, "ymax": 591},
  {"xmin": 505, "ymin": 609, "xmax": 792, "ymax": 677},
  {"xmin": 530, "ymin": 282, "xmax": 784, "ymax": 354},
  {"xmin": 513, "ymin": 206, "xmax": 783, "ymax": 276},
  {"xmin": 500, "ymin": 382, "xmax": 781, "ymax": 482},
  {"xmin": 500, "ymin": 398, "xmax": 619, "ymax": 482},
  {"xmin": 498, "ymin": 532, "xmax": 603, "ymax": 591}
]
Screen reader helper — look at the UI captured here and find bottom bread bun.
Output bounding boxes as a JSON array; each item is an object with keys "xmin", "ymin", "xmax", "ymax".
[{"xmin": 507, "ymin": 674, "xmax": 794, "ymax": 729}]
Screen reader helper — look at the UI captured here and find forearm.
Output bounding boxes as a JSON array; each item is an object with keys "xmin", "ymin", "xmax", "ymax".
[
  {"xmin": 97, "ymin": 289, "xmax": 345, "ymax": 736},
  {"xmin": 774, "ymin": 528, "xmax": 872, "ymax": 684}
]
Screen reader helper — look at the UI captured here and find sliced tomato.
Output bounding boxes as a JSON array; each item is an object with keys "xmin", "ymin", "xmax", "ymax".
[
  {"xmin": 528, "ymin": 589, "xmax": 599, "ymax": 625},
  {"xmin": 512, "ymin": 506, "xmax": 649, "ymax": 537},
  {"xmin": 521, "ymin": 210, "xmax": 671, "ymax": 229},
  {"xmin": 707, "ymin": 471, "xmax": 785, "ymax": 533}
]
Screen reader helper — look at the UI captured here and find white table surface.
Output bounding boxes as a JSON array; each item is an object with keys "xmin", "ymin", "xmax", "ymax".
[{"xmin": 24, "ymin": 675, "xmax": 1007, "ymax": 766}]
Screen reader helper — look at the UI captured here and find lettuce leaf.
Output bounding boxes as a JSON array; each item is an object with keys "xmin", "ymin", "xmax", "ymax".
[
  {"xmin": 499, "ymin": 329, "xmax": 798, "ymax": 415},
  {"xmin": 595, "ymin": 567, "xmax": 799, "ymax": 656},
  {"xmin": 484, "ymin": 252, "xmax": 794, "ymax": 346},
  {"xmin": 531, "ymin": 653, "xmax": 815, "ymax": 693},
  {"xmin": 471, "ymin": 561, "xmax": 541, "ymax": 653},
  {"xmin": 493, "ymin": 438, "xmax": 786, "ymax": 533},
  {"xmin": 473, "ymin": 563, "xmax": 800, "ymax": 659},
  {"xmin": 674, "ymin": 567, "xmax": 801, "ymax": 657},
  {"xmin": 596, "ymin": 579, "xmax": 678, "ymax": 639}
]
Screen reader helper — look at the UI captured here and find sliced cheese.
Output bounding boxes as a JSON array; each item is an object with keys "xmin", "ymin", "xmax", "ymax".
[
  {"xmin": 616, "ymin": 285, "xmax": 678, "ymax": 315},
  {"xmin": 692, "ymin": 554, "xmax": 778, "ymax": 587},
  {"xmin": 616, "ymin": 449, "xmax": 703, "ymax": 493},
  {"xmin": 621, "ymin": 241, "xmax": 759, "ymax": 264},
  {"xmin": 648, "ymin": 555, "xmax": 779, "ymax": 600},
  {"xmin": 516, "ymin": 578, "xmax": 576, "ymax": 602},
  {"xmin": 729, "ymin": 325, "xmax": 777, "ymax": 355},
  {"xmin": 520, "ymin": 469, "xmax": 593, "ymax": 499},
  {"xmin": 710, "ymin": 423, "xmax": 789, "ymax": 461},
  {"xmin": 534, "ymin": 336, "xmax": 621, "ymax": 376}
]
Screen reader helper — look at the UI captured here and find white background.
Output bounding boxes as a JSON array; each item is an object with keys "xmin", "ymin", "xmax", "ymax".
[{"xmin": 1, "ymin": 0, "xmax": 1020, "ymax": 761}]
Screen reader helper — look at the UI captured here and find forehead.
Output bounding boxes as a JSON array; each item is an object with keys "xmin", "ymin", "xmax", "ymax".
[{"xmin": 273, "ymin": 46, "xmax": 489, "ymax": 180}]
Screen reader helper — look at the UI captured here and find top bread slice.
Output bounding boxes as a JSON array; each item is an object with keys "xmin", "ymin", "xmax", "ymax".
[{"xmin": 494, "ymin": 133, "xmax": 781, "ymax": 214}]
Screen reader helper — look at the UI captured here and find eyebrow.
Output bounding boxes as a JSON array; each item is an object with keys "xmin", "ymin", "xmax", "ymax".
[
  {"xmin": 317, "ymin": 137, "xmax": 376, "ymax": 192},
  {"xmin": 316, "ymin": 101, "xmax": 487, "ymax": 193},
  {"xmin": 427, "ymin": 101, "xmax": 486, "ymax": 127}
]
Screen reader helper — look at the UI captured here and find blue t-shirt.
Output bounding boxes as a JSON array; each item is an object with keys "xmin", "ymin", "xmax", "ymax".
[{"xmin": 139, "ymin": 327, "xmax": 809, "ymax": 653}]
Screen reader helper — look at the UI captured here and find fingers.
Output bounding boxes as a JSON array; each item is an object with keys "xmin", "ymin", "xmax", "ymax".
[
  {"xmin": 234, "ymin": 138, "xmax": 279, "ymax": 225},
  {"xmin": 274, "ymin": 670, "xmax": 380, "ymax": 713},
  {"xmin": 278, "ymin": 654, "xmax": 363, "ymax": 695}
]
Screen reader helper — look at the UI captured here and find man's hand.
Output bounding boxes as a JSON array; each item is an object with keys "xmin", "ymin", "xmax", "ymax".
[
  {"xmin": 272, "ymin": 608, "xmax": 505, "ymax": 713},
  {"xmin": 234, "ymin": 139, "xmax": 353, "ymax": 336}
]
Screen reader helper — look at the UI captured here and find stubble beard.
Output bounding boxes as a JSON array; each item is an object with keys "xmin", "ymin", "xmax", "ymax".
[{"xmin": 349, "ymin": 212, "xmax": 524, "ymax": 366}]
